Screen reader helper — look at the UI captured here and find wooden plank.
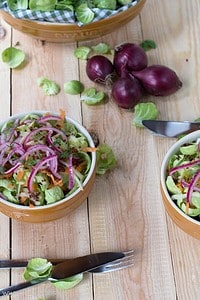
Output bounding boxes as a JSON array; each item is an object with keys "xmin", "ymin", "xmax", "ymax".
[
  {"xmin": 141, "ymin": 0, "xmax": 200, "ymax": 299},
  {"xmin": 78, "ymin": 9, "xmax": 176, "ymax": 300},
  {"xmin": 9, "ymin": 30, "xmax": 92, "ymax": 299},
  {"xmin": 0, "ymin": 19, "xmax": 12, "ymax": 298}
]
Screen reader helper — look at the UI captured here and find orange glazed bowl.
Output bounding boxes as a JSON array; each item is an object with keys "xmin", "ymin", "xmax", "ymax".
[
  {"xmin": 0, "ymin": 111, "xmax": 96, "ymax": 223},
  {"xmin": 0, "ymin": 0, "xmax": 146, "ymax": 43},
  {"xmin": 161, "ymin": 130, "xmax": 200, "ymax": 239}
]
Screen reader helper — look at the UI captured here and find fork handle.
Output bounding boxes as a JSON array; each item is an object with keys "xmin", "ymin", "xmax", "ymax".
[{"xmin": 0, "ymin": 279, "xmax": 47, "ymax": 296}]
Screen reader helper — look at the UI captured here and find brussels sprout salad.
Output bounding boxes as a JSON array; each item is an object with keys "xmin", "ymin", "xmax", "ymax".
[
  {"xmin": 0, "ymin": 111, "xmax": 94, "ymax": 207},
  {"xmin": 166, "ymin": 138, "xmax": 200, "ymax": 219}
]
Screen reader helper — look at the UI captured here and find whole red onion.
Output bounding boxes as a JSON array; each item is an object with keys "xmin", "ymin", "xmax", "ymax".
[
  {"xmin": 111, "ymin": 77, "xmax": 143, "ymax": 109},
  {"xmin": 113, "ymin": 43, "xmax": 148, "ymax": 77},
  {"xmin": 132, "ymin": 64, "xmax": 182, "ymax": 96}
]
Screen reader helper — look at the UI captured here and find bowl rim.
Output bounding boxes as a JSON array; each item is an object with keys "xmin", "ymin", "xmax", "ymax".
[
  {"xmin": 0, "ymin": 111, "xmax": 96, "ymax": 210},
  {"xmin": 161, "ymin": 130, "xmax": 200, "ymax": 225}
]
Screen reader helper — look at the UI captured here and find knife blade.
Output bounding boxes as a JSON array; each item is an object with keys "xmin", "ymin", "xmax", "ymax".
[
  {"xmin": 142, "ymin": 120, "xmax": 200, "ymax": 138},
  {"xmin": 0, "ymin": 252, "xmax": 124, "ymax": 296}
]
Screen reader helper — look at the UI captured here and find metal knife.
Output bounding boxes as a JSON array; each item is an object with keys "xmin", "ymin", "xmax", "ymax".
[
  {"xmin": 142, "ymin": 120, "xmax": 200, "ymax": 138},
  {"xmin": 0, "ymin": 252, "xmax": 124, "ymax": 296}
]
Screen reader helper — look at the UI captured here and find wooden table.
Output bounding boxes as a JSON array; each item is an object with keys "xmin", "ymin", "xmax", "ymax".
[{"xmin": 0, "ymin": 0, "xmax": 200, "ymax": 299}]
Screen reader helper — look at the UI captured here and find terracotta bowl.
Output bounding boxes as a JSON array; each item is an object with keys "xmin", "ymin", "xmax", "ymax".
[
  {"xmin": 161, "ymin": 130, "xmax": 200, "ymax": 239},
  {"xmin": 0, "ymin": 111, "xmax": 96, "ymax": 223},
  {"xmin": 0, "ymin": 0, "xmax": 146, "ymax": 43}
]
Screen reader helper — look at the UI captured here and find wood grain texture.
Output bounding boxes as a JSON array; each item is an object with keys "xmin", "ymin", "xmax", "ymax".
[{"xmin": 0, "ymin": 0, "xmax": 200, "ymax": 299}]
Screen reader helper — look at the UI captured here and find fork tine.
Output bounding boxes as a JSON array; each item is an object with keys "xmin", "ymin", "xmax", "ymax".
[{"xmin": 90, "ymin": 250, "xmax": 135, "ymax": 273}]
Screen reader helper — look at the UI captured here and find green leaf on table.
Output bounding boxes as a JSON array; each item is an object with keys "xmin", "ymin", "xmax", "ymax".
[
  {"xmin": 133, "ymin": 102, "xmax": 158, "ymax": 127},
  {"xmin": 81, "ymin": 87, "xmax": 106, "ymax": 105},
  {"xmin": 51, "ymin": 273, "xmax": 83, "ymax": 290},
  {"xmin": 64, "ymin": 80, "xmax": 84, "ymax": 95},
  {"xmin": 74, "ymin": 46, "xmax": 92, "ymax": 60},
  {"xmin": 37, "ymin": 77, "xmax": 61, "ymax": 96},
  {"xmin": 1, "ymin": 47, "xmax": 25, "ymax": 68},
  {"xmin": 140, "ymin": 40, "xmax": 157, "ymax": 51},
  {"xmin": 23, "ymin": 258, "xmax": 53, "ymax": 281},
  {"xmin": 96, "ymin": 144, "xmax": 117, "ymax": 175},
  {"xmin": 91, "ymin": 43, "xmax": 112, "ymax": 54}
]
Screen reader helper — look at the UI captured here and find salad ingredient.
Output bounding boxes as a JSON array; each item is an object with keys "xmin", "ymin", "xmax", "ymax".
[
  {"xmin": 1, "ymin": 47, "xmax": 25, "ymax": 69},
  {"xmin": 166, "ymin": 139, "xmax": 200, "ymax": 218},
  {"xmin": 111, "ymin": 77, "xmax": 142, "ymax": 109},
  {"xmin": 29, "ymin": 0, "xmax": 56, "ymax": 11},
  {"xmin": 7, "ymin": 0, "xmax": 28, "ymax": 10},
  {"xmin": 96, "ymin": 144, "xmax": 117, "ymax": 175},
  {"xmin": 91, "ymin": 43, "xmax": 112, "ymax": 55},
  {"xmin": 113, "ymin": 43, "xmax": 148, "ymax": 77},
  {"xmin": 75, "ymin": 3, "xmax": 94, "ymax": 24},
  {"xmin": 93, "ymin": 0, "xmax": 116, "ymax": 10},
  {"xmin": 139, "ymin": 39, "xmax": 157, "ymax": 51},
  {"xmin": 64, "ymin": 80, "xmax": 84, "ymax": 95},
  {"xmin": 23, "ymin": 258, "xmax": 52, "ymax": 281},
  {"xmin": 23, "ymin": 258, "xmax": 83, "ymax": 290},
  {"xmin": 52, "ymin": 273, "xmax": 83, "ymax": 290},
  {"xmin": 132, "ymin": 65, "xmax": 182, "ymax": 96},
  {"xmin": 0, "ymin": 112, "xmax": 93, "ymax": 206},
  {"xmin": 86, "ymin": 55, "xmax": 114, "ymax": 84},
  {"xmin": 74, "ymin": 46, "xmax": 92, "ymax": 60},
  {"xmin": 118, "ymin": 0, "xmax": 132, "ymax": 4},
  {"xmin": 81, "ymin": 87, "xmax": 106, "ymax": 105},
  {"xmin": 37, "ymin": 77, "xmax": 60, "ymax": 96},
  {"xmin": 132, "ymin": 102, "xmax": 158, "ymax": 127}
]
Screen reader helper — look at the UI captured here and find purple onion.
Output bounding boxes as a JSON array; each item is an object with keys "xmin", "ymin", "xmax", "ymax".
[
  {"xmin": 111, "ymin": 77, "xmax": 143, "ymax": 109},
  {"xmin": 86, "ymin": 55, "xmax": 114, "ymax": 84},
  {"xmin": 113, "ymin": 43, "xmax": 148, "ymax": 77},
  {"xmin": 132, "ymin": 64, "xmax": 182, "ymax": 96}
]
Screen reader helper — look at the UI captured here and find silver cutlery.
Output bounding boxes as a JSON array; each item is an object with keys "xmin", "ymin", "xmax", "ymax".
[
  {"xmin": 0, "ymin": 250, "xmax": 134, "ymax": 296},
  {"xmin": 142, "ymin": 120, "xmax": 200, "ymax": 137}
]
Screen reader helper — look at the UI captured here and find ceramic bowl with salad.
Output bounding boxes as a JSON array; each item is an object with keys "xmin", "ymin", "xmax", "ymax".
[
  {"xmin": 0, "ymin": 111, "xmax": 96, "ymax": 223},
  {"xmin": 0, "ymin": 0, "xmax": 146, "ymax": 43},
  {"xmin": 161, "ymin": 130, "xmax": 200, "ymax": 239}
]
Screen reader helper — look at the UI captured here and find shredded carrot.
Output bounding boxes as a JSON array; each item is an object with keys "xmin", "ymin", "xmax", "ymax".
[
  {"xmin": 49, "ymin": 174, "xmax": 63, "ymax": 187},
  {"xmin": 81, "ymin": 147, "xmax": 98, "ymax": 152},
  {"xmin": 4, "ymin": 173, "xmax": 13, "ymax": 179},
  {"xmin": 16, "ymin": 169, "xmax": 24, "ymax": 181},
  {"xmin": 76, "ymin": 161, "xmax": 87, "ymax": 173},
  {"xmin": 31, "ymin": 182, "xmax": 38, "ymax": 192},
  {"xmin": 41, "ymin": 169, "xmax": 63, "ymax": 187},
  {"xmin": 20, "ymin": 196, "xmax": 28, "ymax": 203},
  {"xmin": 29, "ymin": 203, "xmax": 35, "ymax": 208},
  {"xmin": 59, "ymin": 109, "xmax": 66, "ymax": 121}
]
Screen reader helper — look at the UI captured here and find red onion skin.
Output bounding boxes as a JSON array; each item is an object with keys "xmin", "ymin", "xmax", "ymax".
[
  {"xmin": 113, "ymin": 43, "xmax": 148, "ymax": 77},
  {"xmin": 111, "ymin": 77, "xmax": 143, "ymax": 109},
  {"xmin": 86, "ymin": 55, "xmax": 114, "ymax": 84},
  {"xmin": 132, "ymin": 64, "xmax": 182, "ymax": 96}
]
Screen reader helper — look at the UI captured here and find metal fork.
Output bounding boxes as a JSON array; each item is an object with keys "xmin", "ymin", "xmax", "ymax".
[
  {"xmin": 0, "ymin": 250, "xmax": 135, "ymax": 273},
  {"xmin": 0, "ymin": 250, "xmax": 134, "ymax": 296},
  {"xmin": 92, "ymin": 250, "xmax": 134, "ymax": 273}
]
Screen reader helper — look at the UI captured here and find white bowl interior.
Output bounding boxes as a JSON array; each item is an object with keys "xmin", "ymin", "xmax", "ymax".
[
  {"xmin": 161, "ymin": 130, "xmax": 200, "ymax": 225},
  {"xmin": 0, "ymin": 111, "xmax": 96, "ymax": 210}
]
